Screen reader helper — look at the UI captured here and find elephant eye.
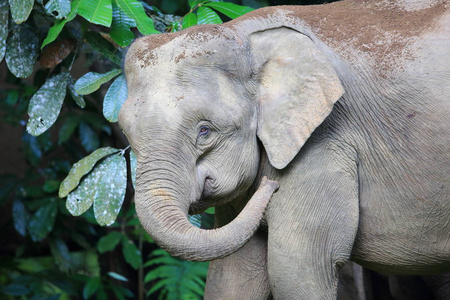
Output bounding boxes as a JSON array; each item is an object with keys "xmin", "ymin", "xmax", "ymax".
[{"xmin": 198, "ymin": 125, "xmax": 210, "ymax": 137}]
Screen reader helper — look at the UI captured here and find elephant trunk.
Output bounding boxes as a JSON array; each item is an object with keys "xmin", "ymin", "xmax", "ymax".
[{"xmin": 134, "ymin": 163, "xmax": 278, "ymax": 261}]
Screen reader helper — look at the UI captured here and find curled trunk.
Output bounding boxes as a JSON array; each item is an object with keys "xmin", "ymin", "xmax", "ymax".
[{"xmin": 135, "ymin": 175, "xmax": 278, "ymax": 261}]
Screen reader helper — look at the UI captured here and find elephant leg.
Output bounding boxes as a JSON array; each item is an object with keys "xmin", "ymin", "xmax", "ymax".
[
  {"xmin": 422, "ymin": 273, "xmax": 450, "ymax": 300},
  {"xmin": 266, "ymin": 141, "xmax": 359, "ymax": 300},
  {"xmin": 204, "ymin": 202, "xmax": 271, "ymax": 300},
  {"xmin": 205, "ymin": 229, "xmax": 271, "ymax": 300}
]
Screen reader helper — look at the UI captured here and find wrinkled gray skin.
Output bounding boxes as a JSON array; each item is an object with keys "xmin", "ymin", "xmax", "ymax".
[{"xmin": 118, "ymin": 0, "xmax": 450, "ymax": 299}]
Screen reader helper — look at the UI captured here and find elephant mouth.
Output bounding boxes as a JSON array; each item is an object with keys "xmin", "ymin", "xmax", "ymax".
[{"xmin": 188, "ymin": 177, "xmax": 215, "ymax": 215}]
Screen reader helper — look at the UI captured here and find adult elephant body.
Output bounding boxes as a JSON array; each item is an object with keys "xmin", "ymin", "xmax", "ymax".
[{"xmin": 119, "ymin": 0, "xmax": 450, "ymax": 299}]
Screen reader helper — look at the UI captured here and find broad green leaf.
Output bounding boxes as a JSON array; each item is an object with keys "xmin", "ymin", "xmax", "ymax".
[
  {"xmin": 28, "ymin": 200, "xmax": 58, "ymax": 242},
  {"xmin": 8, "ymin": 0, "xmax": 33, "ymax": 24},
  {"xmin": 103, "ymin": 74, "xmax": 127, "ymax": 122},
  {"xmin": 204, "ymin": 2, "xmax": 253, "ymax": 19},
  {"xmin": 122, "ymin": 238, "xmax": 142, "ymax": 269},
  {"xmin": 0, "ymin": 1, "xmax": 8, "ymax": 62},
  {"xmin": 110, "ymin": 2, "xmax": 136, "ymax": 47},
  {"xmin": 74, "ymin": 69, "xmax": 122, "ymax": 95},
  {"xmin": 41, "ymin": 0, "xmax": 82, "ymax": 48},
  {"xmin": 97, "ymin": 231, "xmax": 123, "ymax": 253},
  {"xmin": 58, "ymin": 115, "xmax": 80, "ymax": 145},
  {"xmin": 44, "ymin": 0, "xmax": 71, "ymax": 19},
  {"xmin": 182, "ymin": 12, "xmax": 197, "ymax": 29},
  {"xmin": 85, "ymin": 31, "xmax": 122, "ymax": 65},
  {"xmin": 5, "ymin": 24, "xmax": 39, "ymax": 78},
  {"xmin": 130, "ymin": 150, "xmax": 136, "ymax": 189},
  {"xmin": 78, "ymin": 0, "xmax": 113, "ymax": 27},
  {"xmin": 68, "ymin": 77, "xmax": 86, "ymax": 108},
  {"xmin": 116, "ymin": 0, "xmax": 159, "ymax": 35},
  {"xmin": 197, "ymin": 6, "xmax": 222, "ymax": 25},
  {"xmin": 108, "ymin": 272, "xmax": 128, "ymax": 282},
  {"xmin": 26, "ymin": 72, "xmax": 71, "ymax": 136},
  {"xmin": 83, "ymin": 277, "xmax": 101, "ymax": 299},
  {"xmin": 93, "ymin": 154, "xmax": 127, "ymax": 226},
  {"xmin": 49, "ymin": 237, "xmax": 71, "ymax": 272},
  {"xmin": 59, "ymin": 146, "xmax": 119, "ymax": 198},
  {"xmin": 188, "ymin": 0, "xmax": 203, "ymax": 9},
  {"xmin": 79, "ymin": 121, "xmax": 99, "ymax": 152},
  {"xmin": 12, "ymin": 199, "xmax": 28, "ymax": 236}
]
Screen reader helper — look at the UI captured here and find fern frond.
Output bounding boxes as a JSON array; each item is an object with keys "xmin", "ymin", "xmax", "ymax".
[{"xmin": 145, "ymin": 249, "xmax": 209, "ymax": 300}]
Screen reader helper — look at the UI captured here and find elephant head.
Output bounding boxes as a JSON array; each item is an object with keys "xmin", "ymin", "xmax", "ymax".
[{"xmin": 118, "ymin": 23, "xmax": 343, "ymax": 261}]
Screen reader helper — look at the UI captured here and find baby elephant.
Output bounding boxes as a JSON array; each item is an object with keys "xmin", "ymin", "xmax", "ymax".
[{"xmin": 118, "ymin": 0, "xmax": 450, "ymax": 299}]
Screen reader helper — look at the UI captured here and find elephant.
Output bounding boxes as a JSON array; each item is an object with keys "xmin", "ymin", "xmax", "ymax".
[{"xmin": 118, "ymin": 0, "xmax": 450, "ymax": 299}]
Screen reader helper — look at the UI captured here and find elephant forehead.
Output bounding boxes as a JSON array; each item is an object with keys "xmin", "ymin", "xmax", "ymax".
[{"xmin": 125, "ymin": 25, "xmax": 241, "ymax": 72}]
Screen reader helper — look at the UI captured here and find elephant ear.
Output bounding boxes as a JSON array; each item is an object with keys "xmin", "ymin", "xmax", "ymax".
[{"xmin": 250, "ymin": 27, "xmax": 344, "ymax": 169}]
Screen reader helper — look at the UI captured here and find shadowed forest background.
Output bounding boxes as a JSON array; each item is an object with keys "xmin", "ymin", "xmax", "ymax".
[{"xmin": 6, "ymin": 1, "xmax": 430, "ymax": 300}]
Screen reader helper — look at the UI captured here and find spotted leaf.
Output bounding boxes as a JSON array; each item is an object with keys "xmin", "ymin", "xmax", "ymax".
[
  {"xmin": 27, "ymin": 72, "xmax": 71, "ymax": 136},
  {"xmin": 93, "ymin": 153, "xmax": 127, "ymax": 226},
  {"xmin": 5, "ymin": 24, "xmax": 39, "ymax": 78},
  {"xmin": 59, "ymin": 147, "xmax": 119, "ymax": 198}
]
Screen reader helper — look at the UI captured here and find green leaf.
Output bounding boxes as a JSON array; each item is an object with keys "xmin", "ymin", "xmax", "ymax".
[
  {"xmin": 110, "ymin": 285, "xmax": 133, "ymax": 299},
  {"xmin": 97, "ymin": 231, "xmax": 123, "ymax": 253},
  {"xmin": 85, "ymin": 31, "xmax": 122, "ymax": 65},
  {"xmin": 188, "ymin": 0, "xmax": 203, "ymax": 9},
  {"xmin": 58, "ymin": 115, "xmax": 80, "ymax": 145},
  {"xmin": 68, "ymin": 77, "xmax": 86, "ymax": 108},
  {"xmin": 115, "ymin": 0, "xmax": 159, "ymax": 35},
  {"xmin": 8, "ymin": 0, "xmax": 33, "ymax": 24},
  {"xmin": 83, "ymin": 277, "xmax": 101, "ymax": 299},
  {"xmin": 49, "ymin": 237, "xmax": 71, "ymax": 272},
  {"xmin": 74, "ymin": 69, "xmax": 122, "ymax": 95},
  {"xmin": 144, "ymin": 249, "xmax": 208, "ymax": 298},
  {"xmin": 6, "ymin": 90, "xmax": 20, "ymax": 105},
  {"xmin": 196, "ymin": 6, "xmax": 222, "ymax": 25},
  {"xmin": 79, "ymin": 121, "xmax": 99, "ymax": 152},
  {"xmin": 103, "ymin": 74, "xmax": 127, "ymax": 122},
  {"xmin": 182, "ymin": 12, "xmax": 197, "ymax": 29},
  {"xmin": 97, "ymin": 288, "xmax": 107, "ymax": 300},
  {"xmin": 110, "ymin": 2, "xmax": 136, "ymax": 47},
  {"xmin": 26, "ymin": 72, "xmax": 71, "ymax": 136},
  {"xmin": 12, "ymin": 199, "xmax": 28, "ymax": 236},
  {"xmin": 93, "ymin": 154, "xmax": 127, "ymax": 226},
  {"xmin": 122, "ymin": 238, "xmax": 142, "ymax": 269},
  {"xmin": 28, "ymin": 200, "xmax": 58, "ymax": 242},
  {"xmin": 205, "ymin": 207, "xmax": 215, "ymax": 214},
  {"xmin": 22, "ymin": 133, "xmax": 42, "ymax": 166},
  {"xmin": 5, "ymin": 24, "xmax": 39, "ymax": 78},
  {"xmin": 0, "ymin": 1, "xmax": 8, "ymax": 62},
  {"xmin": 108, "ymin": 272, "xmax": 128, "ymax": 282},
  {"xmin": 44, "ymin": 179, "xmax": 61, "ymax": 193},
  {"xmin": 130, "ymin": 150, "xmax": 136, "ymax": 189},
  {"xmin": 41, "ymin": 0, "xmax": 82, "ymax": 48},
  {"xmin": 78, "ymin": 0, "xmax": 113, "ymax": 27},
  {"xmin": 60, "ymin": 146, "xmax": 119, "ymax": 198},
  {"xmin": 204, "ymin": 2, "xmax": 253, "ymax": 19},
  {"xmin": 44, "ymin": 0, "xmax": 71, "ymax": 19}
]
